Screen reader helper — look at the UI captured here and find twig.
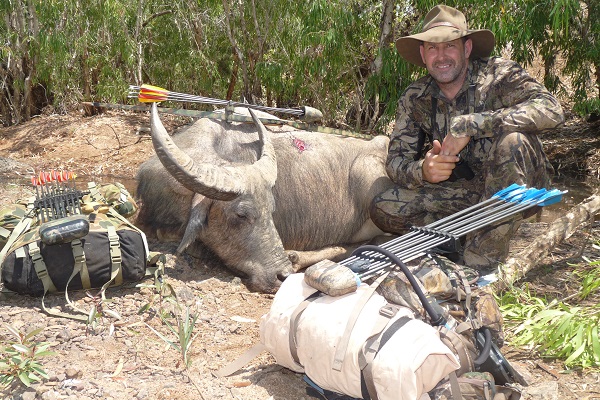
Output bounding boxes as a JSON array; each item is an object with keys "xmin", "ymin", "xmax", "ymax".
[{"xmin": 185, "ymin": 371, "xmax": 206, "ymax": 400}]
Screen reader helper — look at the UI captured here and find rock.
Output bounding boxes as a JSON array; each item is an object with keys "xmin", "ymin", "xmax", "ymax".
[
  {"xmin": 41, "ymin": 390, "xmax": 61, "ymax": 400},
  {"xmin": 175, "ymin": 286, "xmax": 196, "ymax": 304},
  {"xmin": 135, "ymin": 387, "xmax": 149, "ymax": 399},
  {"xmin": 522, "ymin": 381, "xmax": 559, "ymax": 400},
  {"xmin": 21, "ymin": 391, "xmax": 37, "ymax": 400}
]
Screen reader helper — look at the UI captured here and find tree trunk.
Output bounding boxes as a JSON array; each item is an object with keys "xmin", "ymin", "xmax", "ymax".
[
  {"xmin": 495, "ymin": 188, "xmax": 600, "ymax": 291},
  {"xmin": 134, "ymin": 0, "xmax": 144, "ymax": 86},
  {"xmin": 223, "ymin": 0, "xmax": 249, "ymax": 101},
  {"xmin": 372, "ymin": 0, "xmax": 395, "ymax": 75},
  {"xmin": 226, "ymin": 62, "xmax": 239, "ymax": 101},
  {"xmin": 366, "ymin": 0, "xmax": 395, "ymax": 131},
  {"xmin": 249, "ymin": 0, "xmax": 266, "ymax": 102}
]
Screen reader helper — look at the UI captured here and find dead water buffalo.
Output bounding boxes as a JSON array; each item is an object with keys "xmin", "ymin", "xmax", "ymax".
[{"xmin": 136, "ymin": 103, "xmax": 394, "ymax": 293}]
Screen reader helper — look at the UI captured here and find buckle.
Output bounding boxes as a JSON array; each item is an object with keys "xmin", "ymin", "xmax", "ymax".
[{"xmin": 379, "ymin": 304, "xmax": 400, "ymax": 318}]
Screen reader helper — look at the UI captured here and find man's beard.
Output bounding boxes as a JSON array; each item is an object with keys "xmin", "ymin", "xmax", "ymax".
[{"xmin": 429, "ymin": 57, "xmax": 466, "ymax": 85}]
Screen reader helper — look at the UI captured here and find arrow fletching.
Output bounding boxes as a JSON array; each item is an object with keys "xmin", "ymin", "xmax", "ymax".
[
  {"xmin": 537, "ymin": 189, "xmax": 567, "ymax": 207},
  {"xmin": 137, "ymin": 84, "xmax": 169, "ymax": 103},
  {"xmin": 492, "ymin": 183, "xmax": 524, "ymax": 199},
  {"xmin": 520, "ymin": 188, "xmax": 547, "ymax": 203}
]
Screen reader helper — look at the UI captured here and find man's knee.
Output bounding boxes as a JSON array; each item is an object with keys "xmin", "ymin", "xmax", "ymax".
[
  {"xmin": 485, "ymin": 131, "xmax": 552, "ymax": 194},
  {"xmin": 369, "ymin": 191, "xmax": 404, "ymax": 234},
  {"xmin": 492, "ymin": 132, "xmax": 549, "ymax": 168},
  {"xmin": 493, "ymin": 132, "xmax": 532, "ymax": 161}
]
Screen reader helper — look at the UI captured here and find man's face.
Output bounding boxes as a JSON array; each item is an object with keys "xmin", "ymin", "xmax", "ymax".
[{"xmin": 419, "ymin": 38, "xmax": 472, "ymax": 86}]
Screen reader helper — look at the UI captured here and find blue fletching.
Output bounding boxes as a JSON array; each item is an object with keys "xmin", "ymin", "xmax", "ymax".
[
  {"xmin": 492, "ymin": 183, "xmax": 525, "ymax": 199},
  {"xmin": 521, "ymin": 188, "xmax": 548, "ymax": 203},
  {"xmin": 502, "ymin": 186, "xmax": 530, "ymax": 202},
  {"xmin": 537, "ymin": 189, "xmax": 567, "ymax": 207}
]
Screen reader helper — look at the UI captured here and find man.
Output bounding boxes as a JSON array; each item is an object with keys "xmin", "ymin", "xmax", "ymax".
[{"xmin": 370, "ymin": 5, "xmax": 564, "ymax": 271}]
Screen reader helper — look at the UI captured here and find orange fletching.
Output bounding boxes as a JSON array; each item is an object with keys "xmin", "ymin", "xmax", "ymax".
[
  {"xmin": 138, "ymin": 84, "xmax": 169, "ymax": 103},
  {"xmin": 138, "ymin": 93, "xmax": 167, "ymax": 103}
]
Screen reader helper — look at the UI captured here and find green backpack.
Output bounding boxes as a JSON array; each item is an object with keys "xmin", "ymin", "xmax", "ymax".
[{"xmin": 0, "ymin": 182, "xmax": 163, "ymax": 320}]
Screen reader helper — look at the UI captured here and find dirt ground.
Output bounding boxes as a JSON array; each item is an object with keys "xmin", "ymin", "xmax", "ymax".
[{"xmin": 0, "ymin": 105, "xmax": 599, "ymax": 400}]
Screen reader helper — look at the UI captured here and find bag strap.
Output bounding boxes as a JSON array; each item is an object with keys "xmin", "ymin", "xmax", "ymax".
[
  {"xmin": 28, "ymin": 241, "xmax": 88, "ymax": 321},
  {"xmin": 332, "ymin": 272, "xmax": 389, "ymax": 372},
  {"xmin": 28, "ymin": 242, "xmax": 57, "ymax": 294},
  {"xmin": 359, "ymin": 313, "xmax": 411, "ymax": 400},
  {"xmin": 437, "ymin": 325, "xmax": 474, "ymax": 376},
  {"xmin": 288, "ymin": 290, "xmax": 321, "ymax": 366},
  {"xmin": 448, "ymin": 371, "xmax": 464, "ymax": 400},
  {"xmin": 96, "ymin": 225, "xmax": 123, "ymax": 301},
  {"xmin": 63, "ymin": 239, "xmax": 92, "ymax": 316},
  {"xmin": 71, "ymin": 238, "xmax": 91, "ymax": 288},
  {"xmin": 0, "ymin": 197, "xmax": 36, "ymax": 274}
]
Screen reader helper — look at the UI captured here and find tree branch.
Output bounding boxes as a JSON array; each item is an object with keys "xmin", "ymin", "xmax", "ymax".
[
  {"xmin": 142, "ymin": 10, "xmax": 173, "ymax": 28},
  {"xmin": 495, "ymin": 187, "xmax": 600, "ymax": 291}
]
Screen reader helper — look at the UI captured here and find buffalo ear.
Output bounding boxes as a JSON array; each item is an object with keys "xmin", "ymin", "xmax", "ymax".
[{"xmin": 176, "ymin": 197, "xmax": 212, "ymax": 254}]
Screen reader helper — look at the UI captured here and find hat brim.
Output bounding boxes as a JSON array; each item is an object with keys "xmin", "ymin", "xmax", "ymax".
[{"xmin": 396, "ymin": 26, "xmax": 495, "ymax": 68}]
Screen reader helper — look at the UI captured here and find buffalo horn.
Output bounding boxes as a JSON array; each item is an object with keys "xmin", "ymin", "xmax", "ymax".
[
  {"xmin": 248, "ymin": 109, "xmax": 277, "ymax": 188},
  {"xmin": 150, "ymin": 102, "xmax": 244, "ymax": 200}
]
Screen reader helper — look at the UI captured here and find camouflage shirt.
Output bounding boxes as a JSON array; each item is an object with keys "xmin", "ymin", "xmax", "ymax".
[{"xmin": 386, "ymin": 57, "xmax": 565, "ymax": 189}]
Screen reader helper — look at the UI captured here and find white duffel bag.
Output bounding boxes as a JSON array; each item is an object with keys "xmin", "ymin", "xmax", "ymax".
[{"xmin": 260, "ymin": 273, "xmax": 460, "ymax": 400}]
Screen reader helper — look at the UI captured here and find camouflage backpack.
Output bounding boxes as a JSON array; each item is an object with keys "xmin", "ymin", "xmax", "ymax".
[
  {"xmin": 377, "ymin": 253, "xmax": 523, "ymax": 399},
  {"xmin": 0, "ymin": 182, "xmax": 163, "ymax": 320}
]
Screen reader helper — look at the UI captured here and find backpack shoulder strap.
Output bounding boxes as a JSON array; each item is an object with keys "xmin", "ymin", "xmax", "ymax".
[{"xmin": 0, "ymin": 197, "xmax": 36, "ymax": 282}]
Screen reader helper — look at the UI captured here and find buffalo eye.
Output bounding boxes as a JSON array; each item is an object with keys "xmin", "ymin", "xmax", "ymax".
[{"xmin": 231, "ymin": 203, "xmax": 257, "ymax": 225}]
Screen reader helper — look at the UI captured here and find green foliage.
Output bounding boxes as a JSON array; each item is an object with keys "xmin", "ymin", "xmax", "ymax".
[
  {"xmin": 137, "ymin": 271, "xmax": 178, "ymax": 316},
  {"xmin": 499, "ymin": 245, "xmax": 600, "ymax": 369},
  {"xmin": 146, "ymin": 306, "xmax": 200, "ymax": 369},
  {"xmin": 1, "ymin": 0, "xmax": 598, "ymax": 127},
  {"xmin": 83, "ymin": 290, "xmax": 122, "ymax": 333},
  {"xmin": 0, "ymin": 326, "xmax": 56, "ymax": 388},
  {"xmin": 574, "ymin": 248, "xmax": 600, "ymax": 301},
  {"xmin": 139, "ymin": 272, "xmax": 198, "ymax": 369},
  {"xmin": 573, "ymin": 98, "xmax": 600, "ymax": 119}
]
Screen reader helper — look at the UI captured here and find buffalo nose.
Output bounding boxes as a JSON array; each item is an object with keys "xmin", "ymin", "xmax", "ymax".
[{"xmin": 277, "ymin": 270, "xmax": 291, "ymax": 282}]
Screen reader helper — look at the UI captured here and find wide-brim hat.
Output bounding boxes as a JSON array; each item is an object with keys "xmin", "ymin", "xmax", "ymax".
[{"xmin": 396, "ymin": 5, "xmax": 495, "ymax": 68}]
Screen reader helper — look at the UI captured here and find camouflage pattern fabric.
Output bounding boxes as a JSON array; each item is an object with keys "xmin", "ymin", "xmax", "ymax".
[
  {"xmin": 371, "ymin": 57, "xmax": 564, "ymax": 271},
  {"xmin": 4, "ymin": 210, "xmax": 137, "ymax": 256},
  {"xmin": 0, "ymin": 203, "xmax": 30, "ymax": 248},
  {"xmin": 429, "ymin": 371, "xmax": 497, "ymax": 400},
  {"xmin": 82, "ymin": 182, "xmax": 138, "ymax": 217},
  {"xmin": 1, "ymin": 182, "xmax": 139, "ymax": 265}
]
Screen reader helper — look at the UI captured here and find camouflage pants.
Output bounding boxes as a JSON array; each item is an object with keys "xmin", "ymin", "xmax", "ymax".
[{"xmin": 370, "ymin": 131, "xmax": 553, "ymax": 271}]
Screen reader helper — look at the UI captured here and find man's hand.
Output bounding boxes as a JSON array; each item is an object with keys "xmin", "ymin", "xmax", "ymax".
[
  {"xmin": 441, "ymin": 133, "xmax": 470, "ymax": 156},
  {"xmin": 422, "ymin": 140, "xmax": 460, "ymax": 183}
]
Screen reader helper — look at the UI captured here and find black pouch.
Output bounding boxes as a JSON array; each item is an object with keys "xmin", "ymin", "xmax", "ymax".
[{"xmin": 448, "ymin": 159, "xmax": 475, "ymax": 182}]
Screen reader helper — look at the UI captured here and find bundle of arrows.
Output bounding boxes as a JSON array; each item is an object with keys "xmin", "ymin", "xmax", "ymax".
[
  {"xmin": 305, "ymin": 184, "xmax": 567, "ymax": 297},
  {"xmin": 31, "ymin": 170, "xmax": 84, "ymax": 222}
]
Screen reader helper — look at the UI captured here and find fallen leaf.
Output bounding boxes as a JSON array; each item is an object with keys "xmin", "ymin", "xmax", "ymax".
[
  {"xmin": 233, "ymin": 380, "xmax": 252, "ymax": 388},
  {"xmin": 111, "ymin": 358, "xmax": 124, "ymax": 377}
]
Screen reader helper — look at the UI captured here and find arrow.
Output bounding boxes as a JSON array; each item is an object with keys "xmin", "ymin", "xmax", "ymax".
[{"xmin": 128, "ymin": 84, "xmax": 323, "ymax": 122}]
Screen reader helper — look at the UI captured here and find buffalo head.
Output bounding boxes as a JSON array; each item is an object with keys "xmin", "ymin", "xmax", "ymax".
[{"xmin": 136, "ymin": 103, "xmax": 293, "ymax": 293}]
